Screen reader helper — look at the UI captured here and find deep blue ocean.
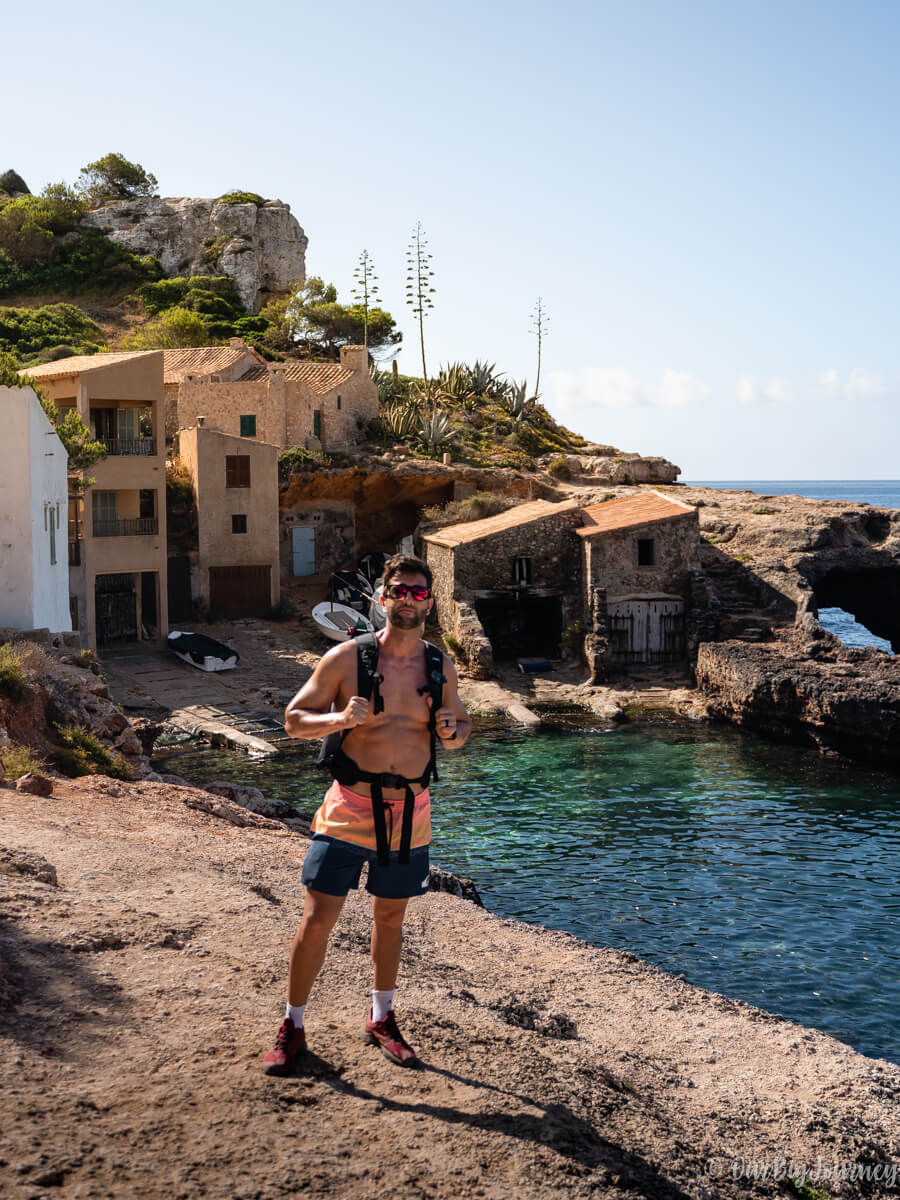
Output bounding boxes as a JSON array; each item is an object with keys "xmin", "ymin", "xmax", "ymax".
[{"xmin": 684, "ymin": 479, "xmax": 900, "ymax": 508}]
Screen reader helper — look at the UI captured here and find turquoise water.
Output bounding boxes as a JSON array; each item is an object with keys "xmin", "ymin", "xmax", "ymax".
[{"xmin": 155, "ymin": 721, "xmax": 900, "ymax": 1065}]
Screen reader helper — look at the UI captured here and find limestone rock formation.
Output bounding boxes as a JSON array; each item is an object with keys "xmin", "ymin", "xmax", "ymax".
[{"xmin": 81, "ymin": 196, "xmax": 308, "ymax": 313}]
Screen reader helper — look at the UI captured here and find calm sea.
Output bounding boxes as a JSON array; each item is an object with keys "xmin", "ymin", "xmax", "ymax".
[{"xmin": 683, "ymin": 480, "xmax": 900, "ymax": 508}]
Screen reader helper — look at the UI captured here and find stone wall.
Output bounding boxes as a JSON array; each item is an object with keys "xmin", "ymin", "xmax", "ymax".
[
  {"xmin": 169, "ymin": 347, "xmax": 377, "ymax": 452},
  {"xmin": 82, "ymin": 196, "xmax": 308, "ymax": 313},
  {"xmin": 278, "ymin": 500, "xmax": 356, "ymax": 580},
  {"xmin": 583, "ymin": 511, "xmax": 699, "ymax": 598},
  {"xmin": 426, "ymin": 507, "xmax": 586, "ymax": 673}
]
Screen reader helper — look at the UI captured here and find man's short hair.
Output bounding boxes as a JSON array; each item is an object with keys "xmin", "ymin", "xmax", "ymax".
[{"xmin": 382, "ymin": 554, "xmax": 433, "ymax": 591}]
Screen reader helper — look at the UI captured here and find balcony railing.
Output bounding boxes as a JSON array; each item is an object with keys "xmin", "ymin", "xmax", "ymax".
[
  {"xmin": 92, "ymin": 517, "xmax": 159, "ymax": 538},
  {"xmin": 99, "ymin": 437, "xmax": 157, "ymax": 456},
  {"xmin": 68, "ymin": 539, "xmax": 81, "ymax": 566}
]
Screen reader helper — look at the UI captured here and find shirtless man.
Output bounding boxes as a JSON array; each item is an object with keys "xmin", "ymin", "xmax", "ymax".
[{"xmin": 263, "ymin": 554, "xmax": 471, "ymax": 1074}]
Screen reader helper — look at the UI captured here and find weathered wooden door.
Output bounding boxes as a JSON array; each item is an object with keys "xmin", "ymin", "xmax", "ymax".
[
  {"xmin": 292, "ymin": 526, "xmax": 316, "ymax": 576},
  {"xmin": 209, "ymin": 565, "xmax": 271, "ymax": 618}
]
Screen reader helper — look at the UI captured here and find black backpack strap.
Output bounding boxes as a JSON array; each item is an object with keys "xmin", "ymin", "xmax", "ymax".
[
  {"xmin": 417, "ymin": 641, "xmax": 447, "ymax": 783},
  {"xmin": 355, "ymin": 632, "xmax": 384, "ymax": 714}
]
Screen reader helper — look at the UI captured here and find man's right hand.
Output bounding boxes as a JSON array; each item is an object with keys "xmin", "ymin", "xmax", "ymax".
[{"xmin": 342, "ymin": 696, "xmax": 370, "ymax": 729}]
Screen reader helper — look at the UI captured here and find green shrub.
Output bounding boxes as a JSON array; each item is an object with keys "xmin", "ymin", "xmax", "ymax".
[
  {"xmin": 217, "ymin": 191, "xmax": 265, "ymax": 207},
  {"xmin": 51, "ymin": 725, "xmax": 132, "ymax": 780},
  {"xmin": 547, "ymin": 454, "xmax": 572, "ymax": 480},
  {"xmin": 0, "ymin": 643, "xmax": 29, "ymax": 700},
  {"xmin": 277, "ymin": 446, "xmax": 353, "ymax": 481},
  {"xmin": 421, "ymin": 492, "xmax": 516, "ymax": 526},
  {"xmin": 0, "ymin": 302, "xmax": 104, "ymax": 360},
  {"xmin": 443, "ymin": 633, "xmax": 463, "ymax": 658},
  {"xmin": 122, "ymin": 306, "xmax": 211, "ymax": 350},
  {"xmin": 0, "ymin": 740, "xmax": 45, "ymax": 779}
]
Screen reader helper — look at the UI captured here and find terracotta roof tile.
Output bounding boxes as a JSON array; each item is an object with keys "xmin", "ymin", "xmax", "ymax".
[
  {"xmin": 163, "ymin": 346, "xmax": 253, "ymax": 384},
  {"xmin": 19, "ymin": 351, "xmax": 159, "ymax": 379},
  {"xmin": 424, "ymin": 500, "xmax": 583, "ymax": 548},
  {"xmin": 576, "ymin": 490, "xmax": 695, "ymax": 537},
  {"xmin": 238, "ymin": 362, "xmax": 355, "ymax": 393}
]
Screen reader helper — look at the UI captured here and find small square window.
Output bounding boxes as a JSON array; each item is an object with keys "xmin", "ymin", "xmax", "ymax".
[
  {"xmin": 232, "ymin": 514, "xmax": 248, "ymax": 534},
  {"xmin": 240, "ymin": 414, "xmax": 256, "ymax": 437},
  {"xmin": 637, "ymin": 538, "xmax": 655, "ymax": 566}
]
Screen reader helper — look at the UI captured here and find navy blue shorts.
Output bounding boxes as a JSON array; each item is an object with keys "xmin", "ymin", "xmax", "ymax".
[{"xmin": 301, "ymin": 835, "xmax": 431, "ymax": 899}]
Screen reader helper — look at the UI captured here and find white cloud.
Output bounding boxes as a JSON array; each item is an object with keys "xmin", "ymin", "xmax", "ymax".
[
  {"xmin": 736, "ymin": 374, "xmax": 791, "ymax": 405},
  {"xmin": 818, "ymin": 368, "xmax": 841, "ymax": 396},
  {"xmin": 551, "ymin": 367, "xmax": 709, "ymax": 411},
  {"xmin": 846, "ymin": 368, "xmax": 885, "ymax": 400},
  {"xmin": 657, "ymin": 369, "xmax": 711, "ymax": 408}
]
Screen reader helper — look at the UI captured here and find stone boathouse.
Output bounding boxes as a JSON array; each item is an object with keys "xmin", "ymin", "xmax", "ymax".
[{"xmin": 424, "ymin": 490, "xmax": 700, "ymax": 679}]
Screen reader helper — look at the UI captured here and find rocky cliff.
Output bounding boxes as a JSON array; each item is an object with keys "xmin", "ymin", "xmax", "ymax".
[
  {"xmin": 82, "ymin": 196, "xmax": 308, "ymax": 313},
  {"xmin": 671, "ymin": 486, "xmax": 900, "ymax": 767}
]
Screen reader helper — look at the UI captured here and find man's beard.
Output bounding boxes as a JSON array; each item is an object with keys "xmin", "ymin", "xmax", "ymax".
[{"xmin": 387, "ymin": 609, "xmax": 423, "ymax": 630}]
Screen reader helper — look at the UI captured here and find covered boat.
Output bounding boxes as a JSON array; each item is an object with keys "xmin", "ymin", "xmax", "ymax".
[
  {"xmin": 167, "ymin": 631, "xmax": 239, "ymax": 672},
  {"xmin": 312, "ymin": 602, "xmax": 375, "ymax": 643}
]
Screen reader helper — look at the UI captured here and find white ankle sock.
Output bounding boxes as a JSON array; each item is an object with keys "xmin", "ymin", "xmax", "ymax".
[
  {"xmin": 372, "ymin": 989, "xmax": 394, "ymax": 1022},
  {"xmin": 285, "ymin": 1002, "xmax": 306, "ymax": 1028}
]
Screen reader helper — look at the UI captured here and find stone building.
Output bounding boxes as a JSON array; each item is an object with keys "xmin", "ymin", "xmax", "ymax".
[
  {"xmin": 21, "ymin": 352, "xmax": 168, "ymax": 652},
  {"xmin": 165, "ymin": 341, "xmax": 377, "ymax": 451},
  {"xmin": 424, "ymin": 500, "xmax": 585, "ymax": 676},
  {"xmin": 0, "ymin": 385, "xmax": 72, "ymax": 634},
  {"xmin": 175, "ymin": 426, "xmax": 280, "ymax": 619},
  {"xmin": 577, "ymin": 491, "xmax": 699, "ymax": 678},
  {"xmin": 424, "ymin": 490, "xmax": 701, "ymax": 679}
]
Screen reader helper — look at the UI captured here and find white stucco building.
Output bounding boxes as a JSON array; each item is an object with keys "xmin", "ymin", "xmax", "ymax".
[{"xmin": 0, "ymin": 385, "xmax": 72, "ymax": 632}]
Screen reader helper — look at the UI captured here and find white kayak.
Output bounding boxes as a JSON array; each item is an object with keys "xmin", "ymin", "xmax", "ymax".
[
  {"xmin": 312, "ymin": 601, "xmax": 375, "ymax": 643},
  {"xmin": 167, "ymin": 630, "xmax": 239, "ymax": 671}
]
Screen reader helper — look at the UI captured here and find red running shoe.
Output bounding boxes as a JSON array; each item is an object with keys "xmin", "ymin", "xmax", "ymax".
[
  {"xmin": 263, "ymin": 1017, "xmax": 307, "ymax": 1076},
  {"xmin": 362, "ymin": 1009, "xmax": 419, "ymax": 1066}
]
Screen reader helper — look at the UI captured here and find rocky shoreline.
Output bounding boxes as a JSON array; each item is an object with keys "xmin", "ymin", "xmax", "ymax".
[{"xmin": 3, "ymin": 775, "xmax": 900, "ymax": 1199}]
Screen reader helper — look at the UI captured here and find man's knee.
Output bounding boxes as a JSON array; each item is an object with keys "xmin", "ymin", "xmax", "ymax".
[
  {"xmin": 372, "ymin": 898, "xmax": 408, "ymax": 929},
  {"xmin": 299, "ymin": 889, "xmax": 345, "ymax": 936}
]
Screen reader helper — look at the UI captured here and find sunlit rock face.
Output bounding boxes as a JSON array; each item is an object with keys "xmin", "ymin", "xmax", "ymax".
[{"xmin": 82, "ymin": 196, "xmax": 308, "ymax": 313}]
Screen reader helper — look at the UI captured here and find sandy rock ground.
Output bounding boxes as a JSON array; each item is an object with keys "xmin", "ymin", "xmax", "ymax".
[{"xmin": 2, "ymin": 778, "xmax": 899, "ymax": 1200}]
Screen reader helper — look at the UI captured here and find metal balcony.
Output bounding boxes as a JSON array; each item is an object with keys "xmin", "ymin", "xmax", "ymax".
[
  {"xmin": 99, "ymin": 437, "xmax": 157, "ymax": 456},
  {"xmin": 92, "ymin": 517, "xmax": 159, "ymax": 538}
]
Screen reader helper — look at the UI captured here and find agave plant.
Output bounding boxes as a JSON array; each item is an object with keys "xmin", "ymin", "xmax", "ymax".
[
  {"xmin": 467, "ymin": 359, "xmax": 508, "ymax": 399},
  {"xmin": 417, "ymin": 405, "xmax": 459, "ymax": 457},
  {"xmin": 502, "ymin": 379, "xmax": 535, "ymax": 425},
  {"xmin": 382, "ymin": 400, "xmax": 420, "ymax": 441},
  {"xmin": 437, "ymin": 362, "xmax": 475, "ymax": 404}
]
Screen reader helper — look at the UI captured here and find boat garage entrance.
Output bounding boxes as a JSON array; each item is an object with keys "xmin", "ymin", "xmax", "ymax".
[{"xmin": 474, "ymin": 591, "xmax": 564, "ymax": 661}]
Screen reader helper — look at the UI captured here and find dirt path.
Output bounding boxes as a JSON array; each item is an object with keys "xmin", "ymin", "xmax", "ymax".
[{"xmin": 2, "ymin": 778, "xmax": 898, "ymax": 1199}]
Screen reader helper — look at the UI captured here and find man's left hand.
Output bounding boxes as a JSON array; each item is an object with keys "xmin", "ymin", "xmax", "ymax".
[{"xmin": 428, "ymin": 699, "xmax": 457, "ymax": 740}]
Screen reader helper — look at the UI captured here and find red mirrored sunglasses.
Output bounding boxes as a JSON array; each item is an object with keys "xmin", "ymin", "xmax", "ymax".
[{"xmin": 385, "ymin": 583, "xmax": 432, "ymax": 601}]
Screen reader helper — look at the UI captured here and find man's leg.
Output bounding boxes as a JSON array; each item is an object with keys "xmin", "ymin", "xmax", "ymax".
[
  {"xmin": 288, "ymin": 886, "xmax": 347, "ymax": 1005},
  {"xmin": 371, "ymin": 895, "xmax": 409, "ymax": 990},
  {"xmin": 363, "ymin": 895, "xmax": 418, "ymax": 1065}
]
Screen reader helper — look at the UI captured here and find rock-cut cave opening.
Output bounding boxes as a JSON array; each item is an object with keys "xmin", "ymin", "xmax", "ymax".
[{"xmin": 813, "ymin": 567, "xmax": 900, "ymax": 653}]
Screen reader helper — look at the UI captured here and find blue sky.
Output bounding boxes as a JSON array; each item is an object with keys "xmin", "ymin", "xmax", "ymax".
[{"xmin": 6, "ymin": 0, "xmax": 899, "ymax": 477}]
